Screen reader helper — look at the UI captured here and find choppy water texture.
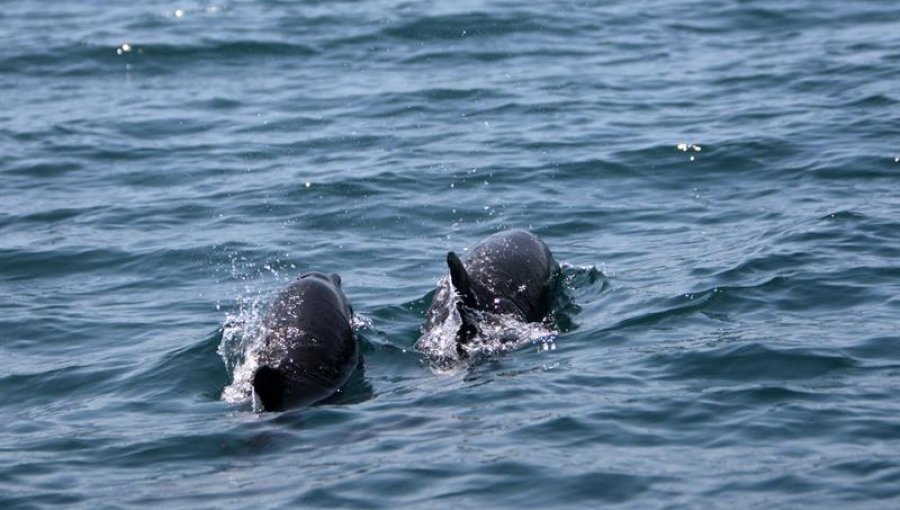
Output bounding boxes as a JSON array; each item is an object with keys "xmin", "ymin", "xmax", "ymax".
[{"xmin": 2, "ymin": 0, "xmax": 900, "ymax": 508}]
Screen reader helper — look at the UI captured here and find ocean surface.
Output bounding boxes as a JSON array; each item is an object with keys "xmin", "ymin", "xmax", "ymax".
[{"xmin": 2, "ymin": 0, "xmax": 899, "ymax": 508}]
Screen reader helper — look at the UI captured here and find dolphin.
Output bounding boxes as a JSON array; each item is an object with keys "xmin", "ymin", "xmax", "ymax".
[
  {"xmin": 423, "ymin": 230, "xmax": 560, "ymax": 356},
  {"xmin": 252, "ymin": 272, "xmax": 358, "ymax": 411}
]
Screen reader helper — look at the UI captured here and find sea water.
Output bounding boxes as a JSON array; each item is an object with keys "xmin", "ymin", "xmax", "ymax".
[{"xmin": 2, "ymin": 1, "xmax": 899, "ymax": 508}]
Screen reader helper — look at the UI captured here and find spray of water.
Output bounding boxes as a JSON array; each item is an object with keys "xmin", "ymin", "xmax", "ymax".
[
  {"xmin": 416, "ymin": 275, "xmax": 558, "ymax": 370},
  {"xmin": 217, "ymin": 294, "xmax": 267, "ymax": 407}
]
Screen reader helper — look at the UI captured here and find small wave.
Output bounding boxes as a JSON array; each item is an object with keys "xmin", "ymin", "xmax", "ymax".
[
  {"xmin": 0, "ymin": 39, "xmax": 318, "ymax": 78},
  {"xmin": 400, "ymin": 50, "xmax": 517, "ymax": 64},
  {"xmin": 382, "ymin": 12, "xmax": 545, "ymax": 41},
  {"xmin": 125, "ymin": 328, "xmax": 227, "ymax": 402},
  {"xmin": 608, "ymin": 288, "xmax": 723, "ymax": 331},
  {"xmin": 554, "ymin": 263, "xmax": 611, "ymax": 332},
  {"xmin": 0, "ymin": 247, "xmax": 139, "ymax": 281},
  {"xmin": 112, "ymin": 40, "xmax": 319, "ymax": 69},
  {"xmin": 560, "ymin": 263, "xmax": 611, "ymax": 297},
  {"xmin": 653, "ymin": 342, "xmax": 857, "ymax": 382}
]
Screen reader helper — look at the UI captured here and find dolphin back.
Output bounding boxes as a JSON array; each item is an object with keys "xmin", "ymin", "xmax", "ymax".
[
  {"xmin": 462, "ymin": 229, "xmax": 559, "ymax": 322},
  {"xmin": 253, "ymin": 272, "xmax": 357, "ymax": 411}
]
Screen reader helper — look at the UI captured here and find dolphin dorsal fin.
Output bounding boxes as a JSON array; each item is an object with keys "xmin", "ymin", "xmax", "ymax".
[
  {"xmin": 447, "ymin": 251, "xmax": 478, "ymax": 308},
  {"xmin": 447, "ymin": 252, "xmax": 479, "ymax": 348},
  {"xmin": 253, "ymin": 365, "xmax": 285, "ymax": 412}
]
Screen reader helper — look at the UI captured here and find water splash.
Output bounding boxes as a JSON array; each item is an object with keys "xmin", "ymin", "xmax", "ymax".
[
  {"xmin": 217, "ymin": 294, "xmax": 267, "ymax": 407},
  {"xmin": 351, "ymin": 312, "xmax": 373, "ymax": 330},
  {"xmin": 416, "ymin": 275, "xmax": 557, "ymax": 370},
  {"xmin": 561, "ymin": 262, "xmax": 612, "ymax": 285},
  {"xmin": 216, "ymin": 247, "xmax": 309, "ymax": 409}
]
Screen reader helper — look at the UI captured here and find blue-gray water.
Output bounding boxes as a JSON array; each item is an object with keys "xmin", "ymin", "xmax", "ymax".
[{"xmin": 2, "ymin": 0, "xmax": 899, "ymax": 508}]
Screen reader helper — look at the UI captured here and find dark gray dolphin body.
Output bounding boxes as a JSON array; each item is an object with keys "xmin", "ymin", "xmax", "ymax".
[
  {"xmin": 425, "ymin": 230, "xmax": 560, "ymax": 354},
  {"xmin": 252, "ymin": 272, "xmax": 358, "ymax": 411}
]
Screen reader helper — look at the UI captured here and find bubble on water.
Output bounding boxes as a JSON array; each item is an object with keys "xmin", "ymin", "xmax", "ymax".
[
  {"xmin": 351, "ymin": 313, "xmax": 373, "ymax": 329},
  {"xmin": 676, "ymin": 142, "xmax": 702, "ymax": 153},
  {"xmin": 538, "ymin": 338, "xmax": 557, "ymax": 351}
]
